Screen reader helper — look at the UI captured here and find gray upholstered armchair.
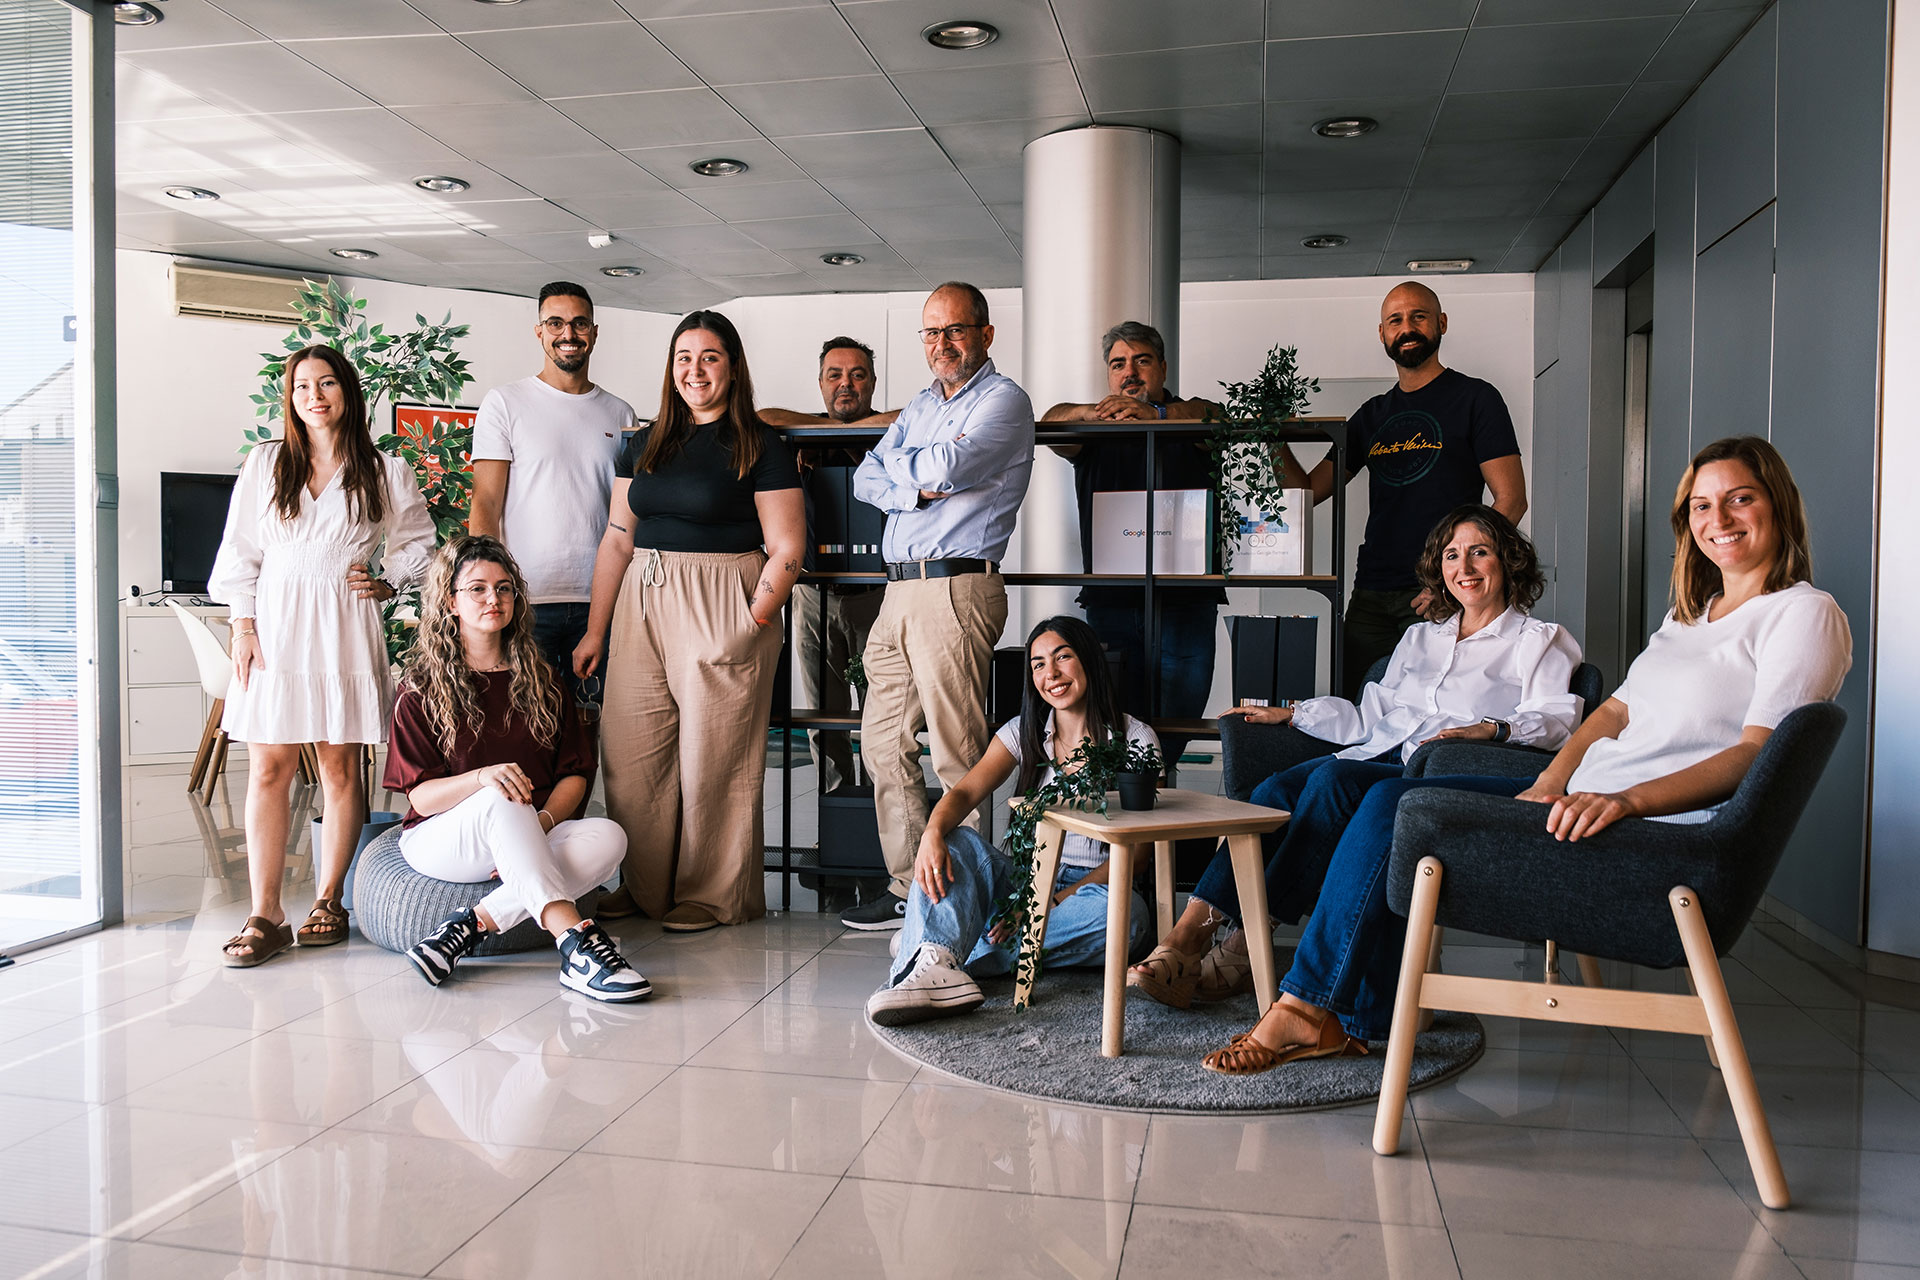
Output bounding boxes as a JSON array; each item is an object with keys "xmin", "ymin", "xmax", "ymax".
[{"xmin": 1370, "ymin": 700, "xmax": 1848, "ymax": 1211}]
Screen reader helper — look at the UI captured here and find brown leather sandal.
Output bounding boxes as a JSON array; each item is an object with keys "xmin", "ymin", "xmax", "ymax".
[
  {"xmin": 1126, "ymin": 943, "xmax": 1204, "ymax": 1009},
  {"xmin": 1191, "ymin": 941, "xmax": 1257, "ymax": 1004},
  {"xmin": 296, "ymin": 897, "xmax": 350, "ymax": 947},
  {"xmin": 222, "ymin": 916, "xmax": 294, "ymax": 968},
  {"xmin": 1201, "ymin": 1004, "xmax": 1368, "ymax": 1076}
]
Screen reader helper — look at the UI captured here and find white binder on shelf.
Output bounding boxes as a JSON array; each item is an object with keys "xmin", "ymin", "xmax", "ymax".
[
  {"xmin": 1089, "ymin": 489, "xmax": 1210, "ymax": 576},
  {"xmin": 1226, "ymin": 487, "xmax": 1313, "ymax": 576}
]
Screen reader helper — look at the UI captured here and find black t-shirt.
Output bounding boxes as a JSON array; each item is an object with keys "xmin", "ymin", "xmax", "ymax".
[
  {"xmin": 1342, "ymin": 369, "xmax": 1520, "ymax": 591},
  {"xmin": 615, "ymin": 416, "xmax": 801, "ymax": 553},
  {"xmin": 1071, "ymin": 433, "xmax": 1228, "ymax": 608}
]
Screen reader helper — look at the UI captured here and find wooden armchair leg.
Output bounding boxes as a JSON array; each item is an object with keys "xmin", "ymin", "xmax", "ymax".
[
  {"xmin": 1100, "ymin": 842, "xmax": 1137, "ymax": 1058},
  {"xmin": 1375, "ymin": 856, "xmax": 1444, "ymax": 1157},
  {"xmin": 1670, "ymin": 885, "xmax": 1788, "ymax": 1210},
  {"xmin": 1575, "ymin": 953, "xmax": 1605, "ymax": 987},
  {"xmin": 200, "ymin": 733, "xmax": 230, "ymax": 806},
  {"xmin": 1417, "ymin": 925, "xmax": 1446, "ymax": 1032},
  {"xmin": 1685, "ymin": 970, "xmax": 1723, "ymax": 1068},
  {"xmin": 187, "ymin": 700, "xmax": 223, "ymax": 797},
  {"xmin": 1227, "ymin": 832, "xmax": 1276, "ymax": 1016},
  {"xmin": 1153, "ymin": 840, "xmax": 1175, "ymax": 941}
]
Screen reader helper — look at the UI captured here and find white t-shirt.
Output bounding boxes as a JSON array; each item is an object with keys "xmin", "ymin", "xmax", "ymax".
[
  {"xmin": 994, "ymin": 712, "xmax": 1159, "ymax": 868},
  {"xmin": 1292, "ymin": 607, "xmax": 1583, "ymax": 763},
  {"xmin": 1567, "ymin": 581, "xmax": 1852, "ymax": 822},
  {"xmin": 471, "ymin": 376, "xmax": 634, "ymax": 603}
]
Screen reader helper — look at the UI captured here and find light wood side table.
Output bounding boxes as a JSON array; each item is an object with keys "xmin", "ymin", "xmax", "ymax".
[{"xmin": 1014, "ymin": 787, "xmax": 1291, "ymax": 1057}]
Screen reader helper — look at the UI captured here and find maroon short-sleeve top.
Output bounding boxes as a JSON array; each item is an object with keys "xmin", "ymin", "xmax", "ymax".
[{"xmin": 383, "ymin": 671, "xmax": 594, "ymax": 827}]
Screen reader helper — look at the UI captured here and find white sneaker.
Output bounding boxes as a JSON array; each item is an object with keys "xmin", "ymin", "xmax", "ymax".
[
  {"xmin": 867, "ymin": 943, "xmax": 984, "ymax": 1026},
  {"xmin": 557, "ymin": 921, "xmax": 653, "ymax": 1004},
  {"xmin": 889, "ymin": 931, "xmax": 902, "ymax": 960}
]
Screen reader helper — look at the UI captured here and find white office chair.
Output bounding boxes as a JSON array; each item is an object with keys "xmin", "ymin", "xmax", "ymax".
[{"xmin": 165, "ymin": 599, "xmax": 237, "ymax": 803}]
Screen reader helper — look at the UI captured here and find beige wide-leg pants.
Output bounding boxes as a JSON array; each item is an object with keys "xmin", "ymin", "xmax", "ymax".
[
  {"xmin": 601, "ymin": 547, "xmax": 780, "ymax": 924},
  {"xmin": 859, "ymin": 571, "xmax": 1008, "ymax": 899}
]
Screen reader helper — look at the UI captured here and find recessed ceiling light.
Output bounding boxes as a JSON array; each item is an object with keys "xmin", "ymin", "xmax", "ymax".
[
  {"xmin": 689, "ymin": 157, "xmax": 748, "ymax": 178},
  {"xmin": 1407, "ymin": 258, "xmax": 1475, "ymax": 272},
  {"xmin": 922, "ymin": 20, "xmax": 999, "ymax": 49},
  {"xmin": 413, "ymin": 175, "xmax": 469, "ymax": 193},
  {"xmin": 330, "ymin": 247, "xmax": 380, "ymax": 261},
  {"xmin": 469, "ymin": 0, "xmax": 525, "ymax": 5},
  {"xmin": 600, "ymin": 265, "xmax": 646, "ymax": 278},
  {"xmin": 1301, "ymin": 234, "xmax": 1349, "ymax": 249},
  {"xmin": 163, "ymin": 185, "xmax": 219, "ymax": 202},
  {"xmin": 1313, "ymin": 117, "xmax": 1378, "ymax": 139},
  {"xmin": 113, "ymin": 2, "xmax": 162, "ymax": 26},
  {"xmin": 820, "ymin": 253, "xmax": 865, "ymax": 267}
]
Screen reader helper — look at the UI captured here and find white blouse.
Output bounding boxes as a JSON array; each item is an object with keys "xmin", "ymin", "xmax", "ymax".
[{"xmin": 1293, "ymin": 607, "xmax": 1583, "ymax": 763}]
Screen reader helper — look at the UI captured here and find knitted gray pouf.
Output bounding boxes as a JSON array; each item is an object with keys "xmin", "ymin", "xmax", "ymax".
[{"xmin": 351, "ymin": 823, "xmax": 600, "ymax": 956}]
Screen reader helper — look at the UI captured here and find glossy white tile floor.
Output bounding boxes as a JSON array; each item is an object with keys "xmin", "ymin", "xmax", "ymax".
[{"xmin": 1, "ymin": 764, "xmax": 1917, "ymax": 1279}]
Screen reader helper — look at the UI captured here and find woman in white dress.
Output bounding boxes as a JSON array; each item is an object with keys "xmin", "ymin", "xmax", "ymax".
[{"xmin": 209, "ymin": 344, "xmax": 435, "ymax": 967}]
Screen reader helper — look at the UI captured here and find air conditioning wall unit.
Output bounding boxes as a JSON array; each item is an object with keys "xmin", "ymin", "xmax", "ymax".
[{"xmin": 171, "ymin": 263, "xmax": 307, "ymax": 325}]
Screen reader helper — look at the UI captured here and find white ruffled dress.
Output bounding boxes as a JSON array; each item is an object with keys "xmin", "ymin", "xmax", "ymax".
[{"xmin": 208, "ymin": 442, "xmax": 435, "ymax": 745}]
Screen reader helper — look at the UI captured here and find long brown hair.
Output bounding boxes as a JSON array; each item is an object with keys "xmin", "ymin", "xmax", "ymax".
[
  {"xmin": 1414, "ymin": 504, "xmax": 1545, "ymax": 622},
  {"xmin": 403, "ymin": 535, "xmax": 561, "ymax": 756},
  {"xmin": 1668, "ymin": 436, "xmax": 1812, "ymax": 623},
  {"xmin": 637, "ymin": 310, "xmax": 763, "ymax": 479},
  {"xmin": 272, "ymin": 344, "xmax": 386, "ymax": 525},
  {"xmin": 1016, "ymin": 616, "xmax": 1125, "ymax": 795}
]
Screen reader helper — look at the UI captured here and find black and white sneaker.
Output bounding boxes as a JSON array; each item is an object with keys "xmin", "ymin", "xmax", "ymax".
[
  {"xmin": 867, "ymin": 943, "xmax": 984, "ymax": 1026},
  {"xmin": 406, "ymin": 908, "xmax": 483, "ymax": 987},
  {"xmin": 557, "ymin": 920, "xmax": 653, "ymax": 1003},
  {"xmin": 840, "ymin": 894, "xmax": 907, "ymax": 931}
]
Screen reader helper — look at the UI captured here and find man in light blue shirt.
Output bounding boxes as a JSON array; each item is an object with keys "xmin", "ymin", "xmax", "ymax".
[{"xmin": 840, "ymin": 282, "xmax": 1035, "ymax": 929}]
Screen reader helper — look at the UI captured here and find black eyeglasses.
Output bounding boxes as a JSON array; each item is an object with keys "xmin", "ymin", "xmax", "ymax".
[
  {"xmin": 917, "ymin": 323, "xmax": 983, "ymax": 344},
  {"xmin": 540, "ymin": 317, "xmax": 594, "ymax": 334}
]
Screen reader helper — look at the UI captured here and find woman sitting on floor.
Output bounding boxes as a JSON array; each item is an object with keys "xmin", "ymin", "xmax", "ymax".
[
  {"xmin": 1201, "ymin": 435, "xmax": 1851, "ymax": 1075},
  {"xmin": 1130, "ymin": 504, "xmax": 1581, "ymax": 1015},
  {"xmin": 384, "ymin": 535, "xmax": 649, "ymax": 1003},
  {"xmin": 866, "ymin": 615, "xmax": 1156, "ymax": 1026}
]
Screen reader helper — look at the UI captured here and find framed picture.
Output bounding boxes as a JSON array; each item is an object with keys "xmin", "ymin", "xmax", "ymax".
[{"xmin": 390, "ymin": 402, "xmax": 477, "ymax": 448}]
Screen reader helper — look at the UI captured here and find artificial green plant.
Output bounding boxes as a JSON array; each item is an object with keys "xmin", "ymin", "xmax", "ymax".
[{"xmin": 1205, "ymin": 343, "xmax": 1321, "ymax": 574}]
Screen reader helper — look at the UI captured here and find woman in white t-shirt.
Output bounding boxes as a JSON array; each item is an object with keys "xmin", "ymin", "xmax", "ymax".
[
  {"xmin": 866, "ymin": 615, "xmax": 1157, "ymax": 1026},
  {"xmin": 1200, "ymin": 435, "xmax": 1852, "ymax": 1075}
]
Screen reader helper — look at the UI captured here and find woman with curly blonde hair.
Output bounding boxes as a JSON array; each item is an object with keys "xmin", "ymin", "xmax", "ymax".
[{"xmin": 381, "ymin": 535, "xmax": 649, "ymax": 1002}]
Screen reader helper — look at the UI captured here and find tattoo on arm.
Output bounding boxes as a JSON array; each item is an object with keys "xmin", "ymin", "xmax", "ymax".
[
  {"xmin": 782, "ymin": 559, "xmax": 800, "ymax": 575},
  {"xmin": 609, "ymin": 521, "xmax": 629, "ymax": 533}
]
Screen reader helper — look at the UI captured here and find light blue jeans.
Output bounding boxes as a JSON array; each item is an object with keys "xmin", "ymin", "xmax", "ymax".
[{"xmin": 885, "ymin": 826, "xmax": 1149, "ymax": 985}]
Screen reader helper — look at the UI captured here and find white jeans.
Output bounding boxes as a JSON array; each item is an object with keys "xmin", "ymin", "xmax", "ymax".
[{"xmin": 398, "ymin": 787, "xmax": 626, "ymax": 932}]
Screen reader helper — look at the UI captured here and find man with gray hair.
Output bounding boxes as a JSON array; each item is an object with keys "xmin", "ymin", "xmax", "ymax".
[{"xmin": 1044, "ymin": 320, "xmax": 1222, "ymax": 762}]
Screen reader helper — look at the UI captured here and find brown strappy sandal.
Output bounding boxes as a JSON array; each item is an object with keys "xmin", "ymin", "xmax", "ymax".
[
  {"xmin": 223, "ymin": 916, "xmax": 294, "ymax": 968},
  {"xmin": 1126, "ymin": 943, "xmax": 1204, "ymax": 1008},
  {"xmin": 1201, "ymin": 1001, "xmax": 1369, "ymax": 1076},
  {"xmin": 296, "ymin": 897, "xmax": 350, "ymax": 947},
  {"xmin": 1191, "ymin": 940, "xmax": 1257, "ymax": 1005}
]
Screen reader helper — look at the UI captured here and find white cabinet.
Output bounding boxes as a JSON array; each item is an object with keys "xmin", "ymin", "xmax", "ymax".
[{"xmin": 120, "ymin": 602, "xmax": 234, "ymax": 765}]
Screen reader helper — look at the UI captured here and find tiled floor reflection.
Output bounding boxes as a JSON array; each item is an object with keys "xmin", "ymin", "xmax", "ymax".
[{"xmin": 0, "ymin": 759, "xmax": 1915, "ymax": 1277}]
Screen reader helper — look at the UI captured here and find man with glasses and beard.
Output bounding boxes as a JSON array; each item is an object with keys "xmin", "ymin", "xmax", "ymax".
[
  {"xmin": 840, "ymin": 282, "xmax": 1035, "ymax": 931},
  {"xmin": 1281, "ymin": 281, "xmax": 1528, "ymax": 698},
  {"xmin": 470, "ymin": 281, "xmax": 636, "ymax": 708}
]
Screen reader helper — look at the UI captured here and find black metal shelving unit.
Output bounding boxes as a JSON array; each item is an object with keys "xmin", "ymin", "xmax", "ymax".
[{"xmin": 761, "ymin": 418, "xmax": 1350, "ymax": 909}]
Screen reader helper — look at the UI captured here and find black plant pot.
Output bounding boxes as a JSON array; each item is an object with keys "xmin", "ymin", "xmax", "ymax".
[{"xmin": 1116, "ymin": 771, "xmax": 1159, "ymax": 811}]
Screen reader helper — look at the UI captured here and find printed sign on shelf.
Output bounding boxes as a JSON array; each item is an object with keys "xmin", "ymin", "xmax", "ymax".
[
  {"xmin": 1090, "ymin": 489, "xmax": 1210, "ymax": 576},
  {"xmin": 1227, "ymin": 487, "xmax": 1312, "ymax": 576}
]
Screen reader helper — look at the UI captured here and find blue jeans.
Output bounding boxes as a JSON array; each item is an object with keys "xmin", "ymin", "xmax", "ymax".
[
  {"xmin": 886, "ymin": 827, "xmax": 1148, "ymax": 985},
  {"xmin": 1084, "ymin": 600, "xmax": 1218, "ymax": 762},
  {"xmin": 1193, "ymin": 758, "xmax": 1528, "ymax": 1039},
  {"xmin": 532, "ymin": 602, "xmax": 599, "ymax": 710}
]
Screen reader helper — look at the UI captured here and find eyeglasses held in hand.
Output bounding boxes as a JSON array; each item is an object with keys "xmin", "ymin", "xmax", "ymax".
[
  {"xmin": 457, "ymin": 584, "xmax": 518, "ymax": 601},
  {"xmin": 917, "ymin": 323, "xmax": 983, "ymax": 344},
  {"xmin": 540, "ymin": 317, "xmax": 594, "ymax": 334}
]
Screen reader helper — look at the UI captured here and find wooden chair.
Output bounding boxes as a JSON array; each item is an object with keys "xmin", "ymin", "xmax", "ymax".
[
  {"xmin": 166, "ymin": 600, "xmax": 237, "ymax": 804},
  {"xmin": 1371, "ymin": 701, "xmax": 1848, "ymax": 1211}
]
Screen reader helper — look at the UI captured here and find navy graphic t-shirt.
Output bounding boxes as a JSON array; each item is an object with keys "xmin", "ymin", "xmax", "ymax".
[{"xmin": 1342, "ymin": 368, "xmax": 1520, "ymax": 591}]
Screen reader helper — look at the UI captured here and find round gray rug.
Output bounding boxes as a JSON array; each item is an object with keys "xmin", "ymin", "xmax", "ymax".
[{"xmin": 870, "ymin": 969, "xmax": 1484, "ymax": 1115}]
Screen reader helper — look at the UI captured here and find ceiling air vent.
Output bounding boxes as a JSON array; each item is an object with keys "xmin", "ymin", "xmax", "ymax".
[{"xmin": 171, "ymin": 264, "xmax": 303, "ymax": 325}]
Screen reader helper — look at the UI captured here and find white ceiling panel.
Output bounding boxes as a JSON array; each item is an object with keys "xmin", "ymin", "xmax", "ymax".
[
  {"xmin": 118, "ymin": 43, "xmax": 376, "ymax": 115},
  {"xmin": 624, "ymin": 138, "xmax": 811, "ymax": 188},
  {"xmin": 552, "ymin": 88, "xmax": 757, "ymax": 152},
  {"xmin": 686, "ymin": 179, "xmax": 849, "ymax": 221},
  {"xmin": 955, "ymin": 163, "xmax": 1022, "ymax": 204},
  {"xmin": 1260, "ymin": 252, "xmax": 1384, "ymax": 278},
  {"xmin": 718, "ymin": 76, "xmax": 918, "ymax": 137},
  {"xmin": 672, "ymin": 248, "xmax": 796, "ymax": 275},
  {"xmin": 287, "ymin": 35, "xmax": 537, "ymax": 108},
  {"xmin": 463, "ymin": 22, "xmax": 701, "ymax": 98},
  {"xmin": 556, "ymin": 188, "xmax": 719, "ymax": 229},
  {"xmin": 890, "ymin": 61, "xmax": 1088, "ymax": 127},
  {"xmin": 395, "ymin": 102, "xmax": 613, "ymax": 160},
  {"xmin": 206, "ymin": 0, "xmax": 439, "ymax": 40},
  {"xmin": 1266, "ymin": 31, "xmax": 1466, "ymax": 102},
  {"xmin": 1094, "ymin": 105, "xmax": 1258, "ymax": 156},
  {"xmin": 1078, "ymin": 44, "xmax": 1265, "ymax": 115},
  {"xmin": 396, "ymin": 233, "xmax": 548, "ymax": 266},
  {"xmin": 1449, "ymin": 17, "xmax": 1680, "ymax": 93},
  {"xmin": 483, "ymin": 150, "xmax": 673, "ymax": 199},
  {"xmin": 734, "ymin": 215, "xmax": 885, "ymax": 250},
  {"xmin": 118, "ymin": 208, "xmax": 260, "ymax": 244},
  {"xmin": 927, "ymin": 116, "xmax": 1087, "ymax": 167},
  {"xmin": 407, "ymin": 0, "xmax": 639, "ymax": 32},
  {"xmin": 1053, "ymin": 0, "xmax": 1264, "ymax": 57},
  {"xmin": 774, "ymin": 128, "xmax": 954, "ymax": 180},
  {"xmin": 445, "ymin": 199, "xmax": 594, "ymax": 235},
  {"xmin": 645, "ymin": 7, "xmax": 878, "ymax": 83},
  {"xmin": 837, "ymin": 0, "xmax": 1070, "ymax": 73},
  {"xmin": 113, "ymin": 0, "xmax": 269, "ymax": 50},
  {"xmin": 816, "ymin": 169, "xmax": 977, "ymax": 212},
  {"xmin": 259, "ymin": 108, "xmax": 472, "ymax": 169},
  {"xmin": 859, "ymin": 204, "xmax": 1006, "ymax": 242}
]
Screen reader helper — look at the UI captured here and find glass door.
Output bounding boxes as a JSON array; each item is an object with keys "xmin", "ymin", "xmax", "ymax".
[{"xmin": 0, "ymin": 0, "xmax": 102, "ymax": 954}]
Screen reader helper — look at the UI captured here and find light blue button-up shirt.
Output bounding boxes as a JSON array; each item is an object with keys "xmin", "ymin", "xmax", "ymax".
[{"xmin": 853, "ymin": 358, "xmax": 1035, "ymax": 564}]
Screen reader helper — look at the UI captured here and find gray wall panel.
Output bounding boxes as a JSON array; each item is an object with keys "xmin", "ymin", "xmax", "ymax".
[
  {"xmin": 1695, "ymin": 7, "xmax": 1778, "ymax": 250},
  {"xmin": 1690, "ymin": 206, "xmax": 1775, "ymax": 446},
  {"xmin": 1647, "ymin": 100, "xmax": 1698, "ymax": 633},
  {"xmin": 1770, "ymin": 0, "xmax": 1886, "ymax": 946},
  {"xmin": 1535, "ymin": 242, "xmax": 1561, "ymax": 377},
  {"xmin": 1551, "ymin": 218, "xmax": 1595, "ymax": 648},
  {"xmin": 1593, "ymin": 142, "xmax": 1656, "ymax": 285}
]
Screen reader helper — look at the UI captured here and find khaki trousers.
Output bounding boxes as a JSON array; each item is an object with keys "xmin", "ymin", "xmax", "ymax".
[
  {"xmin": 792, "ymin": 583, "xmax": 884, "ymax": 794},
  {"xmin": 601, "ymin": 547, "xmax": 779, "ymax": 924},
  {"xmin": 860, "ymin": 572, "xmax": 1007, "ymax": 898}
]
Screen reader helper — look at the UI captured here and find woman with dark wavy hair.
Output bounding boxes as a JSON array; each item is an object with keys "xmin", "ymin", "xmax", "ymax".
[
  {"xmin": 866, "ymin": 616, "xmax": 1158, "ymax": 1025},
  {"xmin": 383, "ymin": 535, "xmax": 646, "ymax": 1002},
  {"xmin": 1131, "ymin": 505, "xmax": 1581, "ymax": 1020},
  {"xmin": 574, "ymin": 310, "xmax": 805, "ymax": 933},
  {"xmin": 208, "ymin": 344, "xmax": 434, "ymax": 967}
]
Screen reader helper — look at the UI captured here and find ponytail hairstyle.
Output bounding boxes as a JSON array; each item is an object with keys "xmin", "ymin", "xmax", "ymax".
[
  {"xmin": 638, "ymin": 309, "xmax": 764, "ymax": 480},
  {"xmin": 272, "ymin": 344, "xmax": 386, "ymax": 525},
  {"xmin": 1015, "ymin": 615, "xmax": 1125, "ymax": 795}
]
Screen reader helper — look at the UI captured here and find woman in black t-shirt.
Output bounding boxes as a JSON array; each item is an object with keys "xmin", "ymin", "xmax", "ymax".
[{"xmin": 575, "ymin": 310, "xmax": 804, "ymax": 932}]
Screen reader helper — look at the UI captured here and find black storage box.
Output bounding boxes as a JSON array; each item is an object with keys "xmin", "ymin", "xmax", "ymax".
[
  {"xmin": 1226, "ymin": 614, "xmax": 1319, "ymax": 705},
  {"xmin": 817, "ymin": 784, "xmax": 940, "ymax": 877},
  {"xmin": 807, "ymin": 464, "xmax": 885, "ymax": 572}
]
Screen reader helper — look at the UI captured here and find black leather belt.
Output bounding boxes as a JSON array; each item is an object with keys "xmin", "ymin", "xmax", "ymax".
[{"xmin": 885, "ymin": 558, "xmax": 995, "ymax": 582}]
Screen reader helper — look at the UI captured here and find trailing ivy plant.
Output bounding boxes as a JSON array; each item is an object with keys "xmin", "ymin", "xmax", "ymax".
[
  {"xmin": 1205, "ymin": 343, "xmax": 1320, "ymax": 576},
  {"xmin": 989, "ymin": 734, "xmax": 1166, "ymax": 1008},
  {"xmin": 242, "ymin": 277, "xmax": 474, "ymax": 664}
]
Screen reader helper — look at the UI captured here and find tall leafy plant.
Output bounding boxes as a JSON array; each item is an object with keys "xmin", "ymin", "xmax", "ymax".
[
  {"xmin": 245, "ymin": 277, "xmax": 474, "ymax": 662},
  {"xmin": 1205, "ymin": 343, "xmax": 1320, "ymax": 575}
]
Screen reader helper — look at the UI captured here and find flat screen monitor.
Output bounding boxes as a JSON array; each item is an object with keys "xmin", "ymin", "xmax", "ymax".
[{"xmin": 159, "ymin": 471, "xmax": 238, "ymax": 595}]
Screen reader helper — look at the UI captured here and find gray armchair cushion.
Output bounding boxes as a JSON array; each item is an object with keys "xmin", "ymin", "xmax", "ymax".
[
  {"xmin": 1386, "ymin": 702, "xmax": 1847, "ymax": 968},
  {"xmin": 1218, "ymin": 719, "xmax": 1340, "ymax": 802}
]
